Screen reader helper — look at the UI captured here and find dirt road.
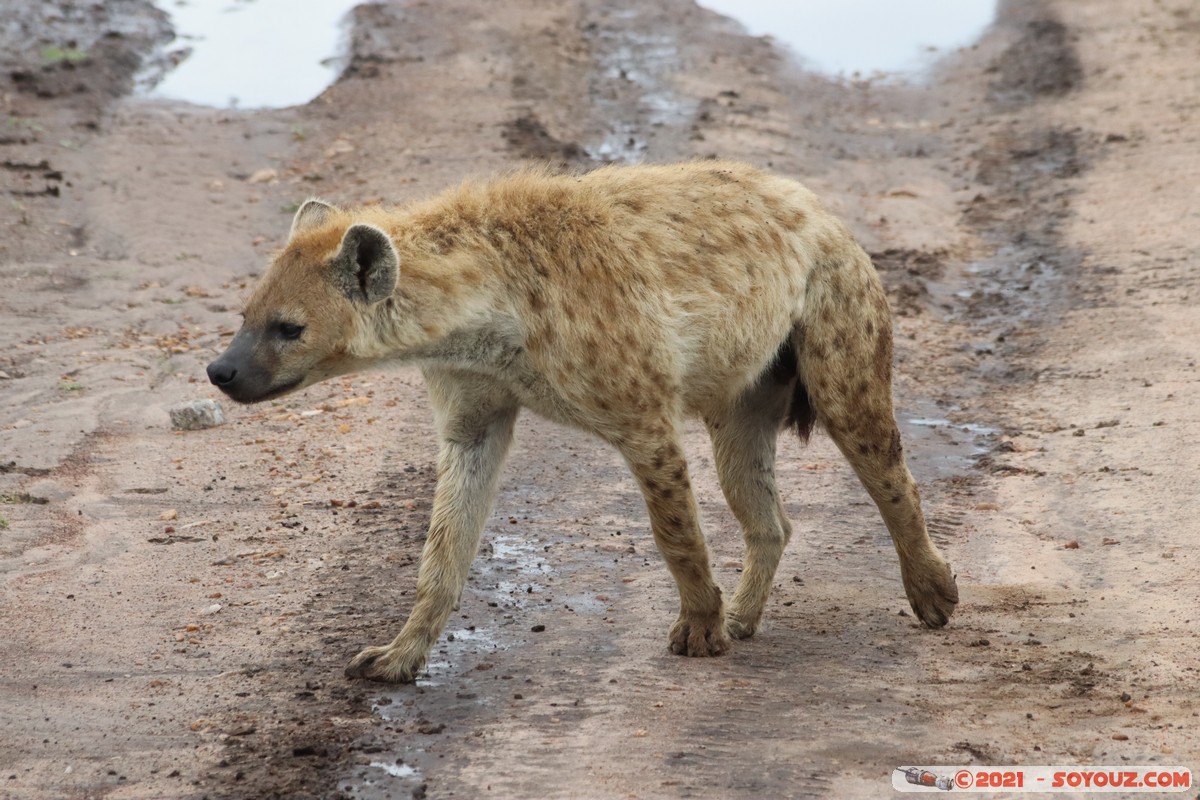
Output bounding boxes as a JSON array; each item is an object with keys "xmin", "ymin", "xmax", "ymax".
[{"xmin": 1, "ymin": 1, "xmax": 1197, "ymax": 798}]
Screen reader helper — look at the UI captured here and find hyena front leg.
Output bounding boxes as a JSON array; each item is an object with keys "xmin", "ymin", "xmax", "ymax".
[
  {"xmin": 345, "ymin": 371, "xmax": 518, "ymax": 683},
  {"xmin": 704, "ymin": 369, "xmax": 794, "ymax": 640},
  {"xmin": 618, "ymin": 427, "xmax": 729, "ymax": 657}
]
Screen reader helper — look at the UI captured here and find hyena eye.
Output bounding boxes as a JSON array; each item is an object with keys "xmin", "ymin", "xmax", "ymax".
[{"xmin": 277, "ymin": 322, "xmax": 305, "ymax": 340}]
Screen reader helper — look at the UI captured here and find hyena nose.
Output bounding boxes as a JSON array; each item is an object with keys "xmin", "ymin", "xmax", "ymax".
[{"xmin": 206, "ymin": 360, "xmax": 237, "ymax": 388}]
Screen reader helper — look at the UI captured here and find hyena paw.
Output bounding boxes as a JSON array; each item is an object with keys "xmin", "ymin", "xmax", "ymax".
[
  {"xmin": 904, "ymin": 559, "xmax": 959, "ymax": 628},
  {"xmin": 668, "ymin": 609, "xmax": 730, "ymax": 656},
  {"xmin": 723, "ymin": 602, "xmax": 761, "ymax": 640},
  {"xmin": 344, "ymin": 645, "xmax": 424, "ymax": 684}
]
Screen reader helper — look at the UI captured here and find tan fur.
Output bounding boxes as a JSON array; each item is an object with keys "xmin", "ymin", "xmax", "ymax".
[{"xmin": 208, "ymin": 161, "xmax": 959, "ymax": 683}]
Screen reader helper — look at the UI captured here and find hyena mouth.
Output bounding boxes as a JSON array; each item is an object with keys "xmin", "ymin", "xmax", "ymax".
[
  {"xmin": 254, "ymin": 378, "xmax": 304, "ymax": 403},
  {"xmin": 219, "ymin": 377, "xmax": 303, "ymax": 405}
]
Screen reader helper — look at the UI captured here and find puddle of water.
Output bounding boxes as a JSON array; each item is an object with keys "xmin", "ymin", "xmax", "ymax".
[
  {"xmin": 144, "ymin": 0, "xmax": 362, "ymax": 108},
  {"xmin": 697, "ymin": 0, "xmax": 996, "ymax": 79},
  {"xmin": 584, "ymin": 18, "xmax": 698, "ymax": 163},
  {"xmin": 900, "ymin": 399, "xmax": 998, "ymax": 480},
  {"xmin": 339, "ymin": 758, "xmax": 424, "ymax": 799},
  {"xmin": 369, "ymin": 761, "xmax": 418, "ymax": 779}
]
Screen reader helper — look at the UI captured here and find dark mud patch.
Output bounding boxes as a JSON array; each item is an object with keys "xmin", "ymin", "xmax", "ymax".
[
  {"xmin": 0, "ymin": 0, "xmax": 172, "ymax": 103},
  {"xmin": 337, "ymin": 3, "xmax": 423, "ymax": 82},
  {"xmin": 962, "ymin": 125, "xmax": 1087, "ymax": 328},
  {"xmin": 502, "ymin": 112, "xmax": 593, "ymax": 169},
  {"xmin": 871, "ymin": 248, "xmax": 949, "ymax": 317},
  {"xmin": 987, "ymin": 11, "xmax": 1082, "ymax": 109},
  {"xmin": 204, "ymin": 462, "xmax": 438, "ymax": 800},
  {"xmin": 2, "ymin": 157, "xmax": 64, "ymax": 198}
]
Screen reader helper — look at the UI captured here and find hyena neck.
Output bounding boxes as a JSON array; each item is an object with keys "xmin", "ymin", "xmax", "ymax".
[{"xmin": 362, "ymin": 240, "xmax": 519, "ymax": 375}]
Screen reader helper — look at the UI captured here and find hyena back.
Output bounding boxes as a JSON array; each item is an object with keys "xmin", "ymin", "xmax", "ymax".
[{"xmin": 207, "ymin": 161, "xmax": 958, "ymax": 683}]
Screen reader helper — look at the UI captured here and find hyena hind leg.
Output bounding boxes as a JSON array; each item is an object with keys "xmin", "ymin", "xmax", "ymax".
[
  {"xmin": 704, "ymin": 359, "xmax": 795, "ymax": 639},
  {"xmin": 799, "ymin": 313, "xmax": 959, "ymax": 627}
]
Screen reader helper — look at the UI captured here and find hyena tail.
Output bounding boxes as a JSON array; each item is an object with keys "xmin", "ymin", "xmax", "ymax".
[{"xmin": 771, "ymin": 334, "xmax": 816, "ymax": 443}]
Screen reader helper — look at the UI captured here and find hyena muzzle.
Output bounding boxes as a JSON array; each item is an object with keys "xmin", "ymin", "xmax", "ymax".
[{"xmin": 207, "ymin": 161, "xmax": 959, "ymax": 683}]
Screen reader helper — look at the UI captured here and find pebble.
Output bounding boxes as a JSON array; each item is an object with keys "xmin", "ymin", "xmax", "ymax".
[{"xmin": 169, "ymin": 400, "xmax": 225, "ymax": 431}]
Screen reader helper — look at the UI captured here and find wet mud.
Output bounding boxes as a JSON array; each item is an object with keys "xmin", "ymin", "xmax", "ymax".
[{"xmin": 2, "ymin": 0, "xmax": 1199, "ymax": 798}]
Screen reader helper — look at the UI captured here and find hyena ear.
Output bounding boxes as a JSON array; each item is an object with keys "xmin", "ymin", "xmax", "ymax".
[
  {"xmin": 334, "ymin": 223, "xmax": 399, "ymax": 305},
  {"xmin": 289, "ymin": 199, "xmax": 337, "ymax": 239}
]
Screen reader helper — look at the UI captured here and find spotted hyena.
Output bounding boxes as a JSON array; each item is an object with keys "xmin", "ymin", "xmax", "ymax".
[{"xmin": 207, "ymin": 161, "xmax": 959, "ymax": 683}]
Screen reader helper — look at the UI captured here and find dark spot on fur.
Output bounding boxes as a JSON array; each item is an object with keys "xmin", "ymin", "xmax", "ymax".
[
  {"xmin": 785, "ymin": 209, "xmax": 806, "ymax": 230},
  {"xmin": 618, "ymin": 195, "xmax": 646, "ymax": 214}
]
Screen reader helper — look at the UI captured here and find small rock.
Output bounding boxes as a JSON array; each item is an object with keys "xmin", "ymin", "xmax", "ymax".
[
  {"xmin": 530, "ymin": 624, "xmax": 546, "ymax": 633},
  {"xmin": 160, "ymin": 509, "xmax": 178, "ymax": 521},
  {"xmin": 169, "ymin": 400, "xmax": 225, "ymax": 431},
  {"xmin": 199, "ymin": 603, "xmax": 222, "ymax": 616},
  {"xmin": 246, "ymin": 168, "xmax": 278, "ymax": 184},
  {"xmin": 325, "ymin": 138, "xmax": 355, "ymax": 158},
  {"xmin": 1063, "ymin": 540, "xmax": 1080, "ymax": 549}
]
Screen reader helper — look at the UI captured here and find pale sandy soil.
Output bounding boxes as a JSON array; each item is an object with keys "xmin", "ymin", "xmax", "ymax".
[{"xmin": 0, "ymin": 1, "xmax": 1197, "ymax": 798}]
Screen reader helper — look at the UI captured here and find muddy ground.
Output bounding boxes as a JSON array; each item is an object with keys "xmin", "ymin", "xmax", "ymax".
[{"xmin": 1, "ymin": 0, "xmax": 1198, "ymax": 798}]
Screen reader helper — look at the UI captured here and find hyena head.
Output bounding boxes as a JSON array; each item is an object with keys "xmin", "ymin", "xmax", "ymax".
[{"xmin": 206, "ymin": 199, "xmax": 399, "ymax": 404}]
